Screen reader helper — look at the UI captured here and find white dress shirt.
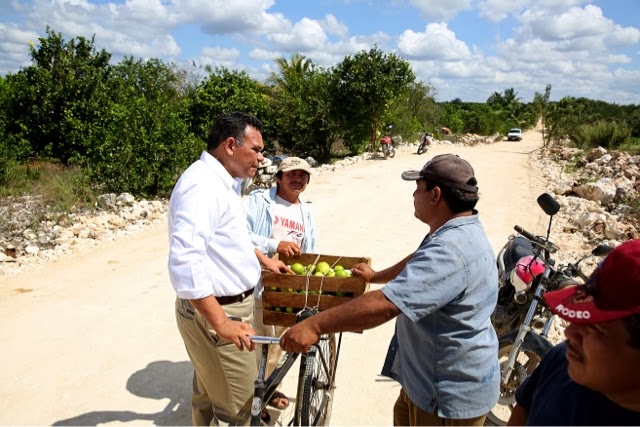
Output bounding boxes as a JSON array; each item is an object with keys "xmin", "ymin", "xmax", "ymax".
[{"xmin": 168, "ymin": 151, "xmax": 261, "ymax": 300}]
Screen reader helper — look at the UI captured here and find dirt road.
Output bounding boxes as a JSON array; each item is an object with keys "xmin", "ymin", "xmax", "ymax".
[{"xmin": 0, "ymin": 129, "xmax": 546, "ymax": 425}]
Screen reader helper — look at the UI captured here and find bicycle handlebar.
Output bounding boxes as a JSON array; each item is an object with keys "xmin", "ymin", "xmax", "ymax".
[{"xmin": 249, "ymin": 335, "xmax": 281, "ymax": 345}]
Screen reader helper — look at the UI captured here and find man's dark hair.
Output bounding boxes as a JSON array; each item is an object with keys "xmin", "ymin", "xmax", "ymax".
[
  {"xmin": 623, "ymin": 314, "xmax": 640, "ymax": 350},
  {"xmin": 425, "ymin": 180, "xmax": 479, "ymax": 213},
  {"xmin": 206, "ymin": 112, "xmax": 263, "ymax": 151}
]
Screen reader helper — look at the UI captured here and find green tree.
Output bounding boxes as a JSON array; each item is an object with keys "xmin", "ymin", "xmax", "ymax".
[
  {"xmin": 330, "ymin": 47, "xmax": 415, "ymax": 153},
  {"xmin": 386, "ymin": 81, "xmax": 440, "ymax": 142},
  {"xmin": 440, "ymin": 102, "xmax": 465, "ymax": 133},
  {"xmin": 270, "ymin": 63, "xmax": 339, "ymax": 162},
  {"xmin": 572, "ymin": 120, "xmax": 630, "ymax": 150},
  {"xmin": 84, "ymin": 57, "xmax": 202, "ymax": 196},
  {"xmin": 546, "ymin": 97, "xmax": 585, "ymax": 146},
  {"xmin": 187, "ymin": 67, "xmax": 274, "ymax": 145},
  {"xmin": 271, "ymin": 53, "xmax": 313, "ymax": 89},
  {"xmin": 486, "ymin": 87, "xmax": 529, "ymax": 132},
  {"xmin": 7, "ymin": 27, "xmax": 112, "ymax": 164}
]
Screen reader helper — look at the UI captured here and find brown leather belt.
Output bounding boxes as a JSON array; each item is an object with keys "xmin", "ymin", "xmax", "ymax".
[{"xmin": 216, "ymin": 288, "xmax": 254, "ymax": 306}]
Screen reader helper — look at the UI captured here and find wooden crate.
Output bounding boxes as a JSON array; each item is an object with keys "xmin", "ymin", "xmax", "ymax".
[{"xmin": 261, "ymin": 253, "xmax": 371, "ymax": 326}]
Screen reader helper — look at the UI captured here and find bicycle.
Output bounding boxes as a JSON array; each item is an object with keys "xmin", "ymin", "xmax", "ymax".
[{"xmin": 249, "ymin": 308, "xmax": 342, "ymax": 426}]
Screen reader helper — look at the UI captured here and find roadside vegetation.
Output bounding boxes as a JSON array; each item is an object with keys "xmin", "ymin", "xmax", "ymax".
[{"xmin": 1, "ymin": 27, "xmax": 639, "ymax": 212}]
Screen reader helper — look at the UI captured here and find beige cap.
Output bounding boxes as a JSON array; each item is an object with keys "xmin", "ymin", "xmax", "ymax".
[{"xmin": 276, "ymin": 157, "xmax": 312, "ymax": 175}]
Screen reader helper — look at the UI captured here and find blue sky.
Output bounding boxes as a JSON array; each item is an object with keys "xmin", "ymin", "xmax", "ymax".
[{"xmin": 1, "ymin": 0, "xmax": 639, "ymax": 104}]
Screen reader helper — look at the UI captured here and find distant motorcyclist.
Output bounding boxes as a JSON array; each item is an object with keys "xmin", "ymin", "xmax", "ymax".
[{"xmin": 417, "ymin": 130, "xmax": 433, "ymax": 155}]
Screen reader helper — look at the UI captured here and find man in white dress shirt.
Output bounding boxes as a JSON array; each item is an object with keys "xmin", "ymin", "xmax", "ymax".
[{"xmin": 168, "ymin": 111, "xmax": 288, "ymax": 425}]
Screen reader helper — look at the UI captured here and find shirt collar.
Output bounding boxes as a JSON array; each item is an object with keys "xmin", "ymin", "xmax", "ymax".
[
  {"xmin": 432, "ymin": 210, "xmax": 479, "ymax": 237},
  {"xmin": 201, "ymin": 151, "xmax": 243, "ymax": 194}
]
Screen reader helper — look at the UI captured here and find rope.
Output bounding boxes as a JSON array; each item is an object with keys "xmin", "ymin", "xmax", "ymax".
[{"xmin": 302, "ymin": 254, "xmax": 321, "ymax": 311}]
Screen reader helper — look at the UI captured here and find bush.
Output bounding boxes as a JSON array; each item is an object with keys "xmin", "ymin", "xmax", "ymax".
[
  {"xmin": 572, "ymin": 120, "xmax": 630, "ymax": 150},
  {"xmin": 0, "ymin": 160, "xmax": 96, "ymax": 212}
]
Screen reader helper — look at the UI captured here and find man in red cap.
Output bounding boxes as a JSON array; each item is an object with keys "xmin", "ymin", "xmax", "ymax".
[{"xmin": 508, "ymin": 239, "xmax": 640, "ymax": 425}]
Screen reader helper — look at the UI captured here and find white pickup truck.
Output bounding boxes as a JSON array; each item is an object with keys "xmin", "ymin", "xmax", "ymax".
[{"xmin": 507, "ymin": 128, "xmax": 523, "ymax": 141}]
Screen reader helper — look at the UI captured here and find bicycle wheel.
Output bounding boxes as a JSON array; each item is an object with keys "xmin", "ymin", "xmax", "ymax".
[{"xmin": 298, "ymin": 333, "xmax": 337, "ymax": 426}]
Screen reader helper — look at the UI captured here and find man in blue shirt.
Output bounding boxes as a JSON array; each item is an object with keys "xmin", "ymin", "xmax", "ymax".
[
  {"xmin": 280, "ymin": 154, "xmax": 500, "ymax": 426},
  {"xmin": 508, "ymin": 239, "xmax": 640, "ymax": 426}
]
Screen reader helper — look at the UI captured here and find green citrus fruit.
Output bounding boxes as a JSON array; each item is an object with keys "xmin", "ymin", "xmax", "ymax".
[
  {"xmin": 326, "ymin": 270, "xmax": 336, "ymax": 277},
  {"xmin": 316, "ymin": 261, "xmax": 331, "ymax": 275},
  {"xmin": 334, "ymin": 265, "xmax": 345, "ymax": 272},
  {"xmin": 306, "ymin": 264, "xmax": 315, "ymax": 274},
  {"xmin": 335, "ymin": 269, "xmax": 349, "ymax": 278},
  {"xmin": 291, "ymin": 263, "xmax": 306, "ymax": 275},
  {"xmin": 285, "ymin": 307, "xmax": 294, "ymax": 313},
  {"xmin": 314, "ymin": 271, "xmax": 324, "ymax": 277}
]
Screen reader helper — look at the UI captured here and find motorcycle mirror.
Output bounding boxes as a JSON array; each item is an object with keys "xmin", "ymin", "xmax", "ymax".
[
  {"xmin": 592, "ymin": 244, "xmax": 613, "ymax": 257},
  {"xmin": 537, "ymin": 193, "xmax": 560, "ymax": 216}
]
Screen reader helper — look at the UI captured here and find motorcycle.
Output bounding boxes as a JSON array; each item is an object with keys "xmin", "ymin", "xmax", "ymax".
[
  {"xmin": 380, "ymin": 135, "xmax": 396, "ymax": 159},
  {"xmin": 379, "ymin": 126, "xmax": 396, "ymax": 159},
  {"xmin": 241, "ymin": 153, "xmax": 287, "ymax": 196},
  {"xmin": 417, "ymin": 131, "xmax": 432, "ymax": 155},
  {"xmin": 487, "ymin": 193, "xmax": 612, "ymax": 425}
]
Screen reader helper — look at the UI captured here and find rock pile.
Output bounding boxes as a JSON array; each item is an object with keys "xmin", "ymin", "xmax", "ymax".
[
  {"xmin": 0, "ymin": 193, "xmax": 167, "ymax": 276},
  {"xmin": 536, "ymin": 146, "xmax": 639, "ymax": 249}
]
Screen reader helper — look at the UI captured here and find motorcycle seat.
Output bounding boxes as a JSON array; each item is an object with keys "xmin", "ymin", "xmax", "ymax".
[{"xmin": 502, "ymin": 236, "xmax": 534, "ymax": 272}]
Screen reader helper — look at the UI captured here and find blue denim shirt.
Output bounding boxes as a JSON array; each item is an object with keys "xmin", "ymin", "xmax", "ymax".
[
  {"xmin": 245, "ymin": 187, "xmax": 317, "ymax": 298},
  {"xmin": 381, "ymin": 213, "xmax": 499, "ymax": 419},
  {"xmin": 245, "ymin": 187, "xmax": 317, "ymax": 256}
]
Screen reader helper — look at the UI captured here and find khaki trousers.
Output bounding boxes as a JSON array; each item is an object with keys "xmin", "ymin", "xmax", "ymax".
[
  {"xmin": 176, "ymin": 296, "xmax": 257, "ymax": 426},
  {"xmin": 253, "ymin": 298, "xmax": 288, "ymax": 377},
  {"xmin": 393, "ymin": 388, "xmax": 487, "ymax": 426}
]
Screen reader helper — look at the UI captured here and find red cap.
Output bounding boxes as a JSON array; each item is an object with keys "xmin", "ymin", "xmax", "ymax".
[{"xmin": 543, "ymin": 239, "xmax": 640, "ymax": 324}]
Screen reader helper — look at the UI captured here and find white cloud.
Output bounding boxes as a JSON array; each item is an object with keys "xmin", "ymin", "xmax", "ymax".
[
  {"xmin": 408, "ymin": 0, "xmax": 472, "ymax": 21},
  {"xmin": 178, "ymin": 0, "xmax": 288, "ymax": 35},
  {"xmin": 477, "ymin": 0, "xmax": 528, "ymax": 22},
  {"xmin": 397, "ymin": 22, "xmax": 472, "ymax": 61},
  {"xmin": 248, "ymin": 48, "xmax": 280, "ymax": 61},
  {"xmin": 0, "ymin": 24, "xmax": 39, "ymax": 73},
  {"xmin": 197, "ymin": 45, "xmax": 241, "ymax": 68},
  {"xmin": 320, "ymin": 14, "xmax": 348, "ymax": 39},
  {"xmin": 267, "ymin": 18, "xmax": 327, "ymax": 51},
  {"xmin": 611, "ymin": 68, "xmax": 640, "ymax": 95},
  {"xmin": 606, "ymin": 54, "xmax": 631, "ymax": 64},
  {"xmin": 518, "ymin": 5, "xmax": 638, "ymax": 44}
]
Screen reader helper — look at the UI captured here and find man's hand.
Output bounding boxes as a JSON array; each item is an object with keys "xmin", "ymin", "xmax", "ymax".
[
  {"xmin": 280, "ymin": 322, "xmax": 319, "ymax": 353},
  {"xmin": 277, "ymin": 241, "xmax": 301, "ymax": 258},
  {"xmin": 255, "ymin": 248, "xmax": 292, "ymax": 273},
  {"xmin": 216, "ymin": 318, "xmax": 257, "ymax": 351},
  {"xmin": 263, "ymin": 257, "xmax": 292, "ymax": 274},
  {"xmin": 351, "ymin": 263, "xmax": 376, "ymax": 282}
]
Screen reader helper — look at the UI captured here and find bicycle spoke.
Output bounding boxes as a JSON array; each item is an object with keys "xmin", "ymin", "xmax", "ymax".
[{"xmin": 298, "ymin": 334, "xmax": 337, "ymax": 426}]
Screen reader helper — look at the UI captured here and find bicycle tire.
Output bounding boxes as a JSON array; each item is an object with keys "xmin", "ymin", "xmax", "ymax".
[
  {"xmin": 298, "ymin": 334, "xmax": 337, "ymax": 426},
  {"xmin": 417, "ymin": 144, "xmax": 428, "ymax": 155}
]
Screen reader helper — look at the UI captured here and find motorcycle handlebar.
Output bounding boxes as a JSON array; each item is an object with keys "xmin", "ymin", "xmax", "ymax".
[{"xmin": 514, "ymin": 225, "xmax": 558, "ymax": 254}]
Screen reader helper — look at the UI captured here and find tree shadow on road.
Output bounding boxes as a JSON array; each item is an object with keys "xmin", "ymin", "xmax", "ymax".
[{"xmin": 52, "ymin": 360, "xmax": 192, "ymax": 426}]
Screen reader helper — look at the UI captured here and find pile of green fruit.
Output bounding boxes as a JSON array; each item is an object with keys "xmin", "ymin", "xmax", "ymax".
[{"xmin": 289, "ymin": 261, "xmax": 352, "ymax": 278}]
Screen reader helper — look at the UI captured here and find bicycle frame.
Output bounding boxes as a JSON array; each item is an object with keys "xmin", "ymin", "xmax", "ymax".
[
  {"xmin": 250, "ymin": 339, "xmax": 300, "ymax": 426},
  {"xmin": 249, "ymin": 333, "xmax": 342, "ymax": 426}
]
